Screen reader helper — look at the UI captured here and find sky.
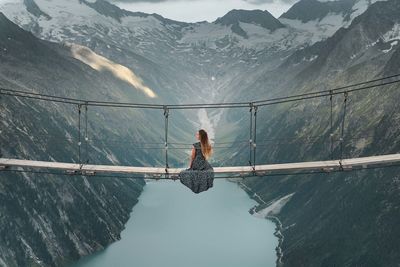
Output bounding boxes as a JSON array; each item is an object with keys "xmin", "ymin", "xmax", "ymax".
[
  {"xmin": 0, "ymin": 0, "xmax": 298, "ymax": 23},
  {"xmin": 111, "ymin": 0, "xmax": 298, "ymax": 23}
]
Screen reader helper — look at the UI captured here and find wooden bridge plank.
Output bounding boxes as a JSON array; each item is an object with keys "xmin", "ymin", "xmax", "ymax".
[{"xmin": 0, "ymin": 154, "xmax": 399, "ymax": 176}]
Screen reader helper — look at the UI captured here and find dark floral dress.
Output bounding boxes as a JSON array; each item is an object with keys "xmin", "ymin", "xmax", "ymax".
[{"xmin": 179, "ymin": 142, "xmax": 214, "ymax": 194}]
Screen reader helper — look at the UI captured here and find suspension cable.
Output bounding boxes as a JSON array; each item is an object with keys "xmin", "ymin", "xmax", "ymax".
[
  {"xmin": 253, "ymin": 106, "xmax": 258, "ymax": 172},
  {"xmin": 164, "ymin": 106, "xmax": 169, "ymax": 176},
  {"xmin": 84, "ymin": 102, "xmax": 89, "ymax": 164},
  {"xmin": 77, "ymin": 104, "xmax": 82, "ymax": 165},
  {"xmin": 1, "ymin": 75, "xmax": 398, "ymax": 171},
  {"xmin": 249, "ymin": 103, "xmax": 253, "ymax": 167},
  {"xmin": 340, "ymin": 92, "xmax": 349, "ymax": 165},
  {"xmin": 330, "ymin": 90, "xmax": 334, "ymax": 160},
  {"xmin": 0, "ymin": 74, "xmax": 399, "ymax": 110}
]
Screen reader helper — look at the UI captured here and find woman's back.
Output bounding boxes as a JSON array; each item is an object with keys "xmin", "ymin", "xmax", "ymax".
[
  {"xmin": 179, "ymin": 135, "xmax": 214, "ymax": 194},
  {"xmin": 191, "ymin": 142, "xmax": 212, "ymax": 171}
]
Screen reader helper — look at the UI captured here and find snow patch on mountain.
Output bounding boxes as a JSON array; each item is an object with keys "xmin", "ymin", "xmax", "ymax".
[
  {"xmin": 1, "ymin": 0, "xmax": 386, "ymax": 56},
  {"xmin": 382, "ymin": 23, "xmax": 400, "ymax": 43},
  {"xmin": 382, "ymin": 41, "xmax": 398, "ymax": 54},
  {"xmin": 279, "ymin": 0, "xmax": 390, "ymax": 45},
  {"xmin": 238, "ymin": 22, "xmax": 291, "ymax": 49},
  {"xmin": 280, "ymin": 13, "xmax": 347, "ymax": 44},
  {"xmin": 350, "ymin": 0, "xmax": 369, "ymax": 20},
  {"xmin": 0, "ymin": 1, "xmax": 33, "ymax": 26},
  {"xmin": 350, "ymin": 0, "xmax": 389, "ymax": 21},
  {"xmin": 380, "ymin": 24, "xmax": 400, "ymax": 53},
  {"xmin": 180, "ymin": 21, "xmax": 312, "ymax": 51},
  {"xmin": 253, "ymin": 193, "xmax": 295, "ymax": 218},
  {"xmin": 180, "ymin": 23, "xmax": 233, "ymax": 48},
  {"xmin": 0, "ymin": 0, "xmax": 166, "ymax": 43},
  {"xmin": 121, "ymin": 15, "xmax": 164, "ymax": 32}
]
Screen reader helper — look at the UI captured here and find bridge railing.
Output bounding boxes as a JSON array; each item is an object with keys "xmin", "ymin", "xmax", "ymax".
[{"xmin": 1, "ymin": 73, "xmax": 400, "ymax": 178}]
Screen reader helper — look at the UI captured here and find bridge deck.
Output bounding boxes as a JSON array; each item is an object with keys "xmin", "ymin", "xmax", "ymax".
[{"xmin": 1, "ymin": 153, "xmax": 400, "ymax": 176}]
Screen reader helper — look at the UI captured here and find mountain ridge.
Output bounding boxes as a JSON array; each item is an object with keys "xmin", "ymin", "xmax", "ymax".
[
  {"xmin": 214, "ymin": 9, "xmax": 285, "ymax": 38},
  {"xmin": 1, "ymin": 0, "xmax": 400, "ymax": 266},
  {"xmin": 280, "ymin": 0, "xmax": 357, "ymax": 23},
  {"xmin": 0, "ymin": 13, "xmax": 150, "ymax": 266}
]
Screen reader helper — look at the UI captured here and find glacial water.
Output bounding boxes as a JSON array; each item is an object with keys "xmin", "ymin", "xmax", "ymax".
[{"xmin": 71, "ymin": 179, "xmax": 278, "ymax": 267}]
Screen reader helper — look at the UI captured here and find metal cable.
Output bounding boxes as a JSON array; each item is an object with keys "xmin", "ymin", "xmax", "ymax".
[
  {"xmin": 164, "ymin": 106, "xmax": 169, "ymax": 175},
  {"xmin": 249, "ymin": 103, "xmax": 253, "ymax": 166},
  {"xmin": 340, "ymin": 92, "xmax": 349, "ymax": 161},
  {"xmin": 85, "ymin": 103, "xmax": 89, "ymax": 164},
  {"xmin": 253, "ymin": 106, "xmax": 258, "ymax": 170},
  {"xmin": 0, "ymin": 74, "xmax": 399, "ymax": 110},
  {"xmin": 330, "ymin": 91, "xmax": 334, "ymax": 160},
  {"xmin": 77, "ymin": 104, "xmax": 82, "ymax": 165}
]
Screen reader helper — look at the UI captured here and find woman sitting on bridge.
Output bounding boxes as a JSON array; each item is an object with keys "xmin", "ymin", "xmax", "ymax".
[{"xmin": 179, "ymin": 129, "xmax": 214, "ymax": 194}]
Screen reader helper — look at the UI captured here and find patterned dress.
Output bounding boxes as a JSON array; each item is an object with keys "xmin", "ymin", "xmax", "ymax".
[{"xmin": 179, "ymin": 142, "xmax": 214, "ymax": 194}]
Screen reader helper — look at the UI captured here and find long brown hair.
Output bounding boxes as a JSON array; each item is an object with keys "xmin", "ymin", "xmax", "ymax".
[{"xmin": 199, "ymin": 129, "xmax": 213, "ymax": 160}]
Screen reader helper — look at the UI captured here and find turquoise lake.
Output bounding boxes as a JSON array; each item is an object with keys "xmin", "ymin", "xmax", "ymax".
[{"xmin": 71, "ymin": 179, "xmax": 278, "ymax": 267}]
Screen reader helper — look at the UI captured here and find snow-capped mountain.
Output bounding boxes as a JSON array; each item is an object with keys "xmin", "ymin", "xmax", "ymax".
[
  {"xmin": 214, "ymin": 9, "xmax": 285, "ymax": 38},
  {"xmin": 1, "ymin": 0, "xmax": 400, "ymax": 266},
  {"xmin": 230, "ymin": 1, "xmax": 400, "ymax": 266},
  {"xmin": 282, "ymin": 0, "xmax": 400, "ymax": 76},
  {"xmin": 0, "ymin": 0, "xmax": 387, "ymax": 98},
  {"xmin": 1, "ymin": 0, "xmax": 384, "ymax": 59},
  {"xmin": 279, "ymin": 0, "xmax": 388, "ymax": 45}
]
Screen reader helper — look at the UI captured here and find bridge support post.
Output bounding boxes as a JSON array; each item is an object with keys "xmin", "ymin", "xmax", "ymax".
[
  {"xmin": 253, "ymin": 105, "xmax": 258, "ymax": 173},
  {"xmin": 84, "ymin": 102, "xmax": 89, "ymax": 164},
  {"xmin": 164, "ymin": 106, "xmax": 169, "ymax": 179},
  {"xmin": 329, "ymin": 90, "xmax": 334, "ymax": 160},
  {"xmin": 340, "ymin": 92, "xmax": 348, "ymax": 162},
  {"xmin": 248, "ymin": 103, "xmax": 258, "ymax": 177},
  {"xmin": 77, "ymin": 104, "xmax": 82, "ymax": 165},
  {"xmin": 249, "ymin": 103, "xmax": 253, "ymax": 167}
]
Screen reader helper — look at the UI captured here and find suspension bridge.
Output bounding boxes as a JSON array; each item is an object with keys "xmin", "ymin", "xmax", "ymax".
[{"xmin": 1, "ymin": 74, "xmax": 400, "ymax": 179}]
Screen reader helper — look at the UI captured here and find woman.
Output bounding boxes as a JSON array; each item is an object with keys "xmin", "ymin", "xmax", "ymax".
[{"xmin": 179, "ymin": 129, "xmax": 214, "ymax": 194}]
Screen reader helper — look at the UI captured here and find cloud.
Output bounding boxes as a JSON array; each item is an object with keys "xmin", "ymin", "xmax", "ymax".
[
  {"xmin": 110, "ymin": 0, "xmax": 165, "ymax": 2},
  {"xmin": 110, "ymin": 0, "xmax": 297, "ymax": 4},
  {"xmin": 244, "ymin": 0, "xmax": 298, "ymax": 4},
  {"xmin": 244, "ymin": 0, "xmax": 274, "ymax": 4},
  {"xmin": 114, "ymin": 0, "xmax": 294, "ymax": 22},
  {"xmin": 109, "ymin": 0, "xmax": 188, "ymax": 2},
  {"xmin": 69, "ymin": 43, "xmax": 157, "ymax": 99}
]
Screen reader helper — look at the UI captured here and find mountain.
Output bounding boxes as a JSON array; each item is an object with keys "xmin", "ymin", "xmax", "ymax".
[
  {"xmin": 280, "ymin": 0, "xmax": 357, "ymax": 23},
  {"xmin": 0, "ymin": 12, "xmax": 151, "ymax": 267},
  {"xmin": 81, "ymin": 0, "xmax": 187, "ymax": 26},
  {"xmin": 279, "ymin": 0, "xmax": 385, "ymax": 45},
  {"xmin": 214, "ymin": 9, "xmax": 285, "ymax": 38},
  {"xmin": 228, "ymin": 0, "xmax": 400, "ymax": 266},
  {"xmin": 282, "ymin": 0, "xmax": 400, "ymax": 78},
  {"xmin": 1, "ymin": 0, "xmax": 400, "ymax": 266},
  {"xmin": 23, "ymin": 0, "xmax": 51, "ymax": 20}
]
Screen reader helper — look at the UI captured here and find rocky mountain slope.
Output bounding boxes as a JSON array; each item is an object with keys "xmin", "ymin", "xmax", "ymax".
[
  {"xmin": 1, "ymin": 0, "xmax": 399, "ymax": 266},
  {"xmin": 0, "ymin": 11, "xmax": 195, "ymax": 266},
  {"xmin": 235, "ymin": 0, "xmax": 400, "ymax": 266}
]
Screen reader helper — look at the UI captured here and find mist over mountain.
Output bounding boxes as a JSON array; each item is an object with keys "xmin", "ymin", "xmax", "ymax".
[{"xmin": 1, "ymin": 0, "xmax": 400, "ymax": 266}]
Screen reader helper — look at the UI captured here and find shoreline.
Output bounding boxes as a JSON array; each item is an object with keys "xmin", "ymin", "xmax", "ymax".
[
  {"xmin": 72, "ymin": 178, "xmax": 278, "ymax": 267},
  {"xmin": 227, "ymin": 178, "xmax": 285, "ymax": 267},
  {"xmin": 266, "ymin": 215, "xmax": 284, "ymax": 267}
]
